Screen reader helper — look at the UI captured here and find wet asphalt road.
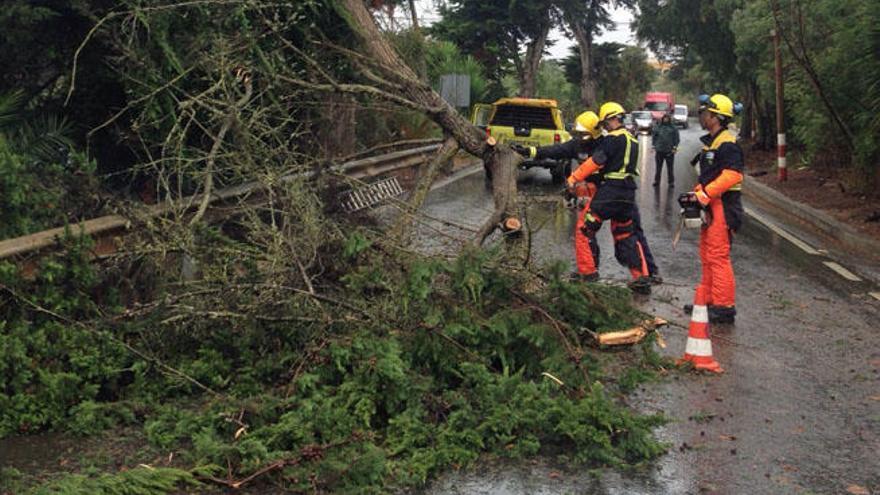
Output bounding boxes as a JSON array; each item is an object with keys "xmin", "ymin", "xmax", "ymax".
[{"xmin": 420, "ymin": 123, "xmax": 880, "ymax": 495}]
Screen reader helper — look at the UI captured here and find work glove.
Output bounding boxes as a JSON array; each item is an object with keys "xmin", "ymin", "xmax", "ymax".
[
  {"xmin": 511, "ymin": 144, "xmax": 536, "ymax": 158},
  {"xmin": 693, "ymin": 185, "xmax": 711, "ymax": 207}
]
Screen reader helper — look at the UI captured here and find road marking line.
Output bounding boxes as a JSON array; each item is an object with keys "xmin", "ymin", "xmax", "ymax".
[
  {"xmin": 744, "ymin": 207, "xmax": 821, "ymax": 255},
  {"xmin": 868, "ymin": 292, "xmax": 880, "ymax": 301},
  {"xmin": 822, "ymin": 261, "xmax": 863, "ymax": 282}
]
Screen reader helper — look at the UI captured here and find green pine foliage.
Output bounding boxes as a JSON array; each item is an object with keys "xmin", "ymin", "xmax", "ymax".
[
  {"xmin": 0, "ymin": 236, "xmax": 131, "ymax": 436},
  {"xmin": 28, "ymin": 466, "xmax": 198, "ymax": 495},
  {"xmin": 3, "ymin": 227, "xmax": 666, "ymax": 493}
]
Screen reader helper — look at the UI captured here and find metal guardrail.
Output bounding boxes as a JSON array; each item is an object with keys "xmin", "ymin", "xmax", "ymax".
[{"xmin": 0, "ymin": 141, "xmax": 443, "ymax": 260}]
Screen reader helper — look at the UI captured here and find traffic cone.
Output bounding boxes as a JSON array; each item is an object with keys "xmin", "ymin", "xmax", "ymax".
[{"xmin": 677, "ymin": 285, "xmax": 723, "ymax": 373}]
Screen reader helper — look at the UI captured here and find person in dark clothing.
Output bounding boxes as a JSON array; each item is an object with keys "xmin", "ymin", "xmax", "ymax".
[
  {"xmin": 569, "ymin": 102, "xmax": 656, "ymax": 294},
  {"xmin": 513, "ymin": 111, "xmax": 602, "ymax": 280},
  {"xmin": 514, "ymin": 110, "xmax": 661, "ymax": 286},
  {"xmin": 651, "ymin": 113, "xmax": 680, "ymax": 188}
]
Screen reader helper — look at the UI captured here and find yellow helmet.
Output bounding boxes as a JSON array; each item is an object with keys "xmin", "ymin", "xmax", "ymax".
[
  {"xmin": 574, "ymin": 111, "xmax": 601, "ymax": 138},
  {"xmin": 598, "ymin": 101, "xmax": 626, "ymax": 122},
  {"xmin": 699, "ymin": 93, "xmax": 735, "ymax": 118}
]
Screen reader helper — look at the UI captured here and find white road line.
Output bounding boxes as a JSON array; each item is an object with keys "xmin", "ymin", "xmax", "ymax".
[
  {"xmin": 743, "ymin": 206, "xmax": 821, "ymax": 255},
  {"xmin": 822, "ymin": 261, "xmax": 863, "ymax": 282},
  {"xmin": 869, "ymin": 292, "xmax": 880, "ymax": 301}
]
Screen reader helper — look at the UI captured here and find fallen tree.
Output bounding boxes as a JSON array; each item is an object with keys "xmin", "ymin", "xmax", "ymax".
[
  {"xmin": 315, "ymin": 0, "xmax": 532, "ymax": 258},
  {"xmin": 0, "ymin": 2, "xmax": 670, "ymax": 492}
]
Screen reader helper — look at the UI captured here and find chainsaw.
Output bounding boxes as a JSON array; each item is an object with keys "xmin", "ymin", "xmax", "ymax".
[
  {"xmin": 561, "ymin": 181, "xmax": 595, "ymax": 210},
  {"xmin": 672, "ymin": 192, "xmax": 707, "ymax": 250}
]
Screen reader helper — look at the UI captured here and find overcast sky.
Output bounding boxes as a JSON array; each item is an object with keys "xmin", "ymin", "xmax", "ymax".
[{"xmin": 409, "ymin": 1, "xmax": 640, "ymax": 61}]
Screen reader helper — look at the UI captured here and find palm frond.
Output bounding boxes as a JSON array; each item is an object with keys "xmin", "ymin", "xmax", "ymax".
[
  {"xmin": 0, "ymin": 90, "xmax": 26, "ymax": 129},
  {"xmin": 12, "ymin": 113, "xmax": 75, "ymax": 162}
]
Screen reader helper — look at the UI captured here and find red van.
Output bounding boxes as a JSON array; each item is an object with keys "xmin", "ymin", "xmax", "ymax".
[{"xmin": 643, "ymin": 92, "xmax": 675, "ymax": 121}]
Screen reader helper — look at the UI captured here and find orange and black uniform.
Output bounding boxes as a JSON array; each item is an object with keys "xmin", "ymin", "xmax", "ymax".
[
  {"xmin": 533, "ymin": 138, "xmax": 601, "ymax": 275},
  {"xmin": 695, "ymin": 128, "xmax": 744, "ymax": 309},
  {"xmin": 569, "ymin": 128, "xmax": 653, "ymax": 281}
]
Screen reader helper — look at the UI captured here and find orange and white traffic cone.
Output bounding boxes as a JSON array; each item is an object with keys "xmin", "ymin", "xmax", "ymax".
[{"xmin": 677, "ymin": 285, "xmax": 723, "ymax": 373}]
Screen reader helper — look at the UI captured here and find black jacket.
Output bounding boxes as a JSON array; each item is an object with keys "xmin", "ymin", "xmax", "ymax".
[
  {"xmin": 652, "ymin": 122, "xmax": 680, "ymax": 154},
  {"xmin": 534, "ymin": 136, "xmax": 598, "ymax": 162},
  {"xmin": 698, "ymin": 129, "xmax": 744, "ymax": 231},
  {"xmin": 592, "ymin": 130, "xmax": 639, "ymax": 189}
]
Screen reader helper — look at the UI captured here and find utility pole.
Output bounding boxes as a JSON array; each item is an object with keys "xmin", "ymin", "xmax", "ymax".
[{"xmin": 772, "ymin": 28, "xmax": 787, "ymax": 181}]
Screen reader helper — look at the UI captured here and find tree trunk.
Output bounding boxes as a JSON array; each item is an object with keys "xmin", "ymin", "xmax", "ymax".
[
  {"xmin": 406, "ymin": 0, "xmax": 428, "ymax": 82},
  {"xmin": 519, "ymin": 21, "xmax": 551, "ymax": 98},
  {"xmin": 319, "ymin": 92, "xmax": 357, "ymax": 159},
  {"xmin": 407, "ymin": 0, "xmax": 419, "ymax": 30},
  {"xmin": 756, "ymin": 87, "xmax": 774, "ymax": 151},
  {"xmin": 569, "ymin": 18, "xmax": 597, "ymax": 107},
  {"xmin": 741, "ymin": 78, "xmax": 755, "ymax": 143},
  {"xmin": 337, "ymin": 0, "xmax": 528, "ymax": 259}
]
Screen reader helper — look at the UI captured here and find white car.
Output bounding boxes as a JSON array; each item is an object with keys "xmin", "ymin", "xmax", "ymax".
[
  {"xmin": 673, "ymin": 104, "xmax": 689, "ymax": 128},
  {"xmin": 632, "ymin": 111, "xmax": 653, "ymax": 134}
]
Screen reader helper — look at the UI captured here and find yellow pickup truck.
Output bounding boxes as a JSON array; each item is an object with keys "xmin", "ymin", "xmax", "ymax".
[{"xmin": 471, "ymin": 97, "xmax": 573, "ymax": 183}]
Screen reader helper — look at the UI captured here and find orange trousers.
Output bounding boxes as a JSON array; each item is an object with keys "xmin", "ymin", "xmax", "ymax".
[
  {"xmin": 574, "ymin": 183, "xmax": 599, "ymax": 275},
  {"xmin": 699, "ymin": 199, "xmax": 735, "ymax": 307}
]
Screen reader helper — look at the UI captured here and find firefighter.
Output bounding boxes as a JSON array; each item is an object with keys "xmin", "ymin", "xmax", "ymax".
[
  {"xmin": 513, "ymin": 111, "xmax": 603, "ymax": 280},
  {"xmin": 568, "ymin": 102, "xmax": 655, "ymax": 294},
  {"xmin": 686, "ymin": 93, "xmax": 744, "ymax": 323}
]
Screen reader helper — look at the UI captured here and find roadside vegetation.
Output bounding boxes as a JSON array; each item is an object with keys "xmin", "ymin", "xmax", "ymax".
[{"xmin": 635, "ymin": 0, "xmax": 880, "ymax": 189}]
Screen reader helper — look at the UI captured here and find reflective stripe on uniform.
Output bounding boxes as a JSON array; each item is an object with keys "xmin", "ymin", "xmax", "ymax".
[
  {"xmin": 710, "ymin": 129, "xmax": 737, "ymax": 149},
  {"xmin": 605, "ymin": 129, "xmax": 639, "ymax": 180},
  {"xmin": 685, "ymin": 337, "xmax": 713, "ymax": 356}
]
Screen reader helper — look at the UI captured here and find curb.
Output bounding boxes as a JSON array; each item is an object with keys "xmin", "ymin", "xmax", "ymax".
[{"xmin": 743, "ymin": 175, "xmax": 880, "ymax": 261}]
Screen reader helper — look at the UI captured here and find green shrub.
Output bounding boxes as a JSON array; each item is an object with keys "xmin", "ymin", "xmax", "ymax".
[{"xmin": 0, "ymin": 237, "xmax": 128, "ymax": 436}]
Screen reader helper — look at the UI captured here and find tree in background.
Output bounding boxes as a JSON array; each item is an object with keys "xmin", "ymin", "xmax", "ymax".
[
  {"xmin": 767, "ymin": 0, "xmax": 880, "ymax": 171},
  {"xmin": 562, "ymin": 43, "xmax": 654, "ymax": 111},
  {"xmin": 635, "ymin": 0, "xmax": 880, "ymax": 182},
  {"xmin": 431, "ymin": 0, "xmax": 558, "ymax": 98},
  {"xmin": 730, "ymin": 0, "xmax": 777, "ymax": 149},
  {"xmin": 535, "ymin": 60, "xmax": 581, "ymax": 115},
  {"xmin": 0, "ymin": 1, "xmax": 132, "ymax": 181},
  {"xmin": 635, "ymin": 0, "xmax": 772, "ymax": 149},
  {"xmin": 558, "ymin": 0, "xmax": 633, "ymax": 107},
  {"xmin": 426, "ymin": 40, "xmax": 492, "ymax": 104}
]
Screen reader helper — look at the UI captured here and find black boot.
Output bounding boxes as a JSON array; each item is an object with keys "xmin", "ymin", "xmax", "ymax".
[
  {"xmin": 570, "ymin": 272, "xmax": 599, "ymax": 283},
  {"xmin": 683, "ymin": 304, "xmax": 736, "ymax": 323},
  {"xmin": 628, "ymin": 276, "xmax": 652, "ymax": 295}
]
